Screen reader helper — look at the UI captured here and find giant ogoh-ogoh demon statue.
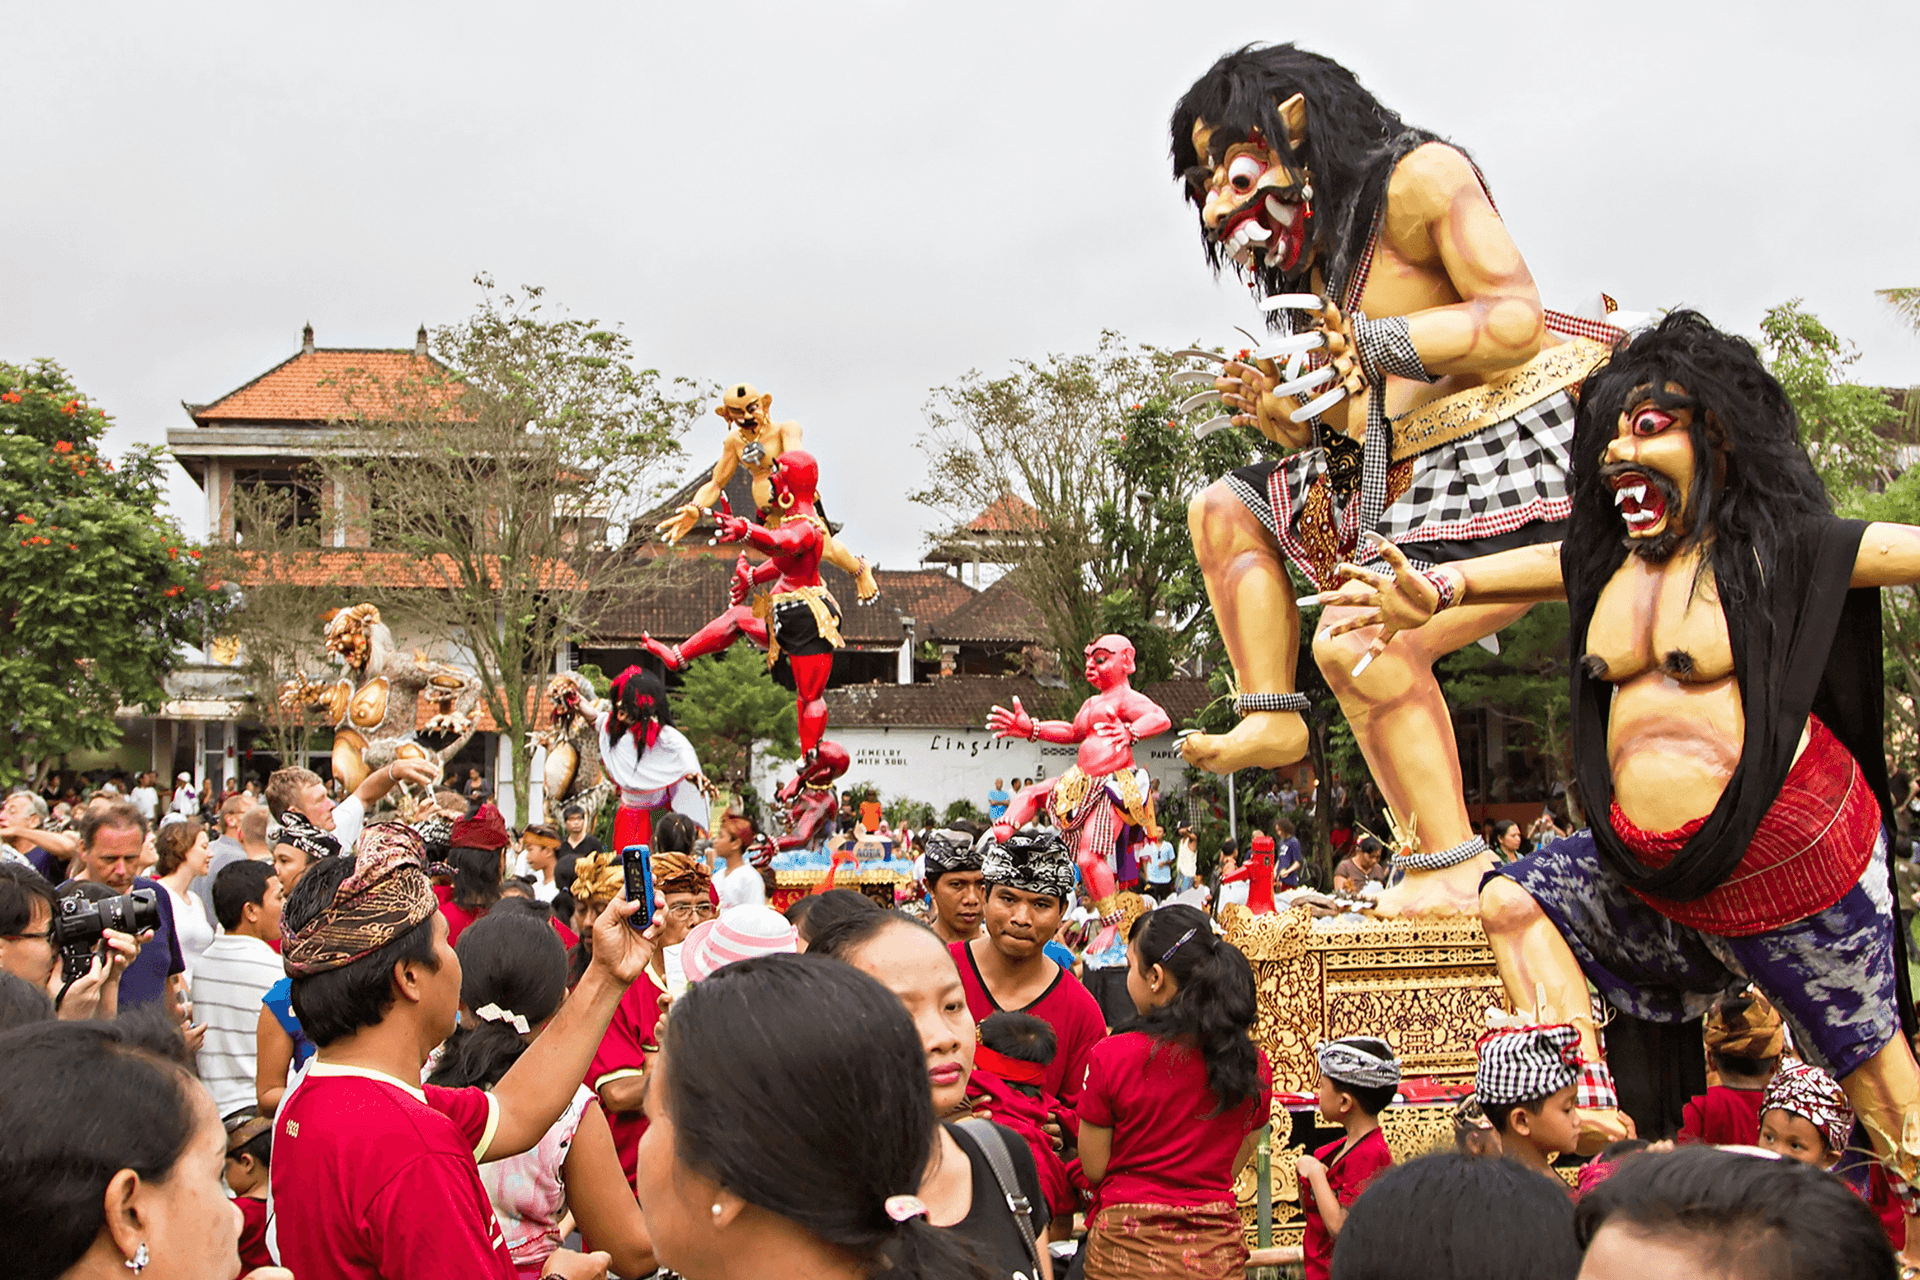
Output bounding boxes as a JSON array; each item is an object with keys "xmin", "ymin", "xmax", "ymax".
[
  {"xmin": 1167, "ymin": 44, "xmax": 1622, "ymax": 916},
  {"xmin": 652, "ymin": 382, "xmax": 879, "ymax": 604},
  {"xmin": 1329, "ymin": 311, "xmax": 1920, "ymax": 1207},
  {"xmin": 642, "ymin": 449, "xmax": 862, "ymax": 805},
  {"xmin": 986, "ymin": 635, "xmax": 1171, "ymax": 942}
]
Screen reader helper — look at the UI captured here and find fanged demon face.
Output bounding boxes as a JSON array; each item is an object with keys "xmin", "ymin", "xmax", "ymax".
[
  {"xmin": 544, "ymin": 672, "xmax": 594, "ymax": 720},
  {"xmin": 1188, "ymin": 118, "xmax": 1312, "ymax": 275},
  {"xmin": 716, "ymin": 382, "xmax": 773, "ymax": 435},
  {"xmin": 1601, "ymin": 382, "xmax": 1700, "ymax": 561},
  {"xmin": 1083, "ymin": 635, "xmax": 1138, "ymax": 690}
]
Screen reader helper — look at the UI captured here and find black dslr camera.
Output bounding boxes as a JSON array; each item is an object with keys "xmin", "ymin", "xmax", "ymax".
[{"xmin": 53, "ymin": 888, "xmax": 162, "ymax": 985}]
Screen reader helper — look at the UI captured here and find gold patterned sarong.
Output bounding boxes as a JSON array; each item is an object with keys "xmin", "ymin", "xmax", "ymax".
[
  {"xmin": 1084, "ymin": 1201, "xmax": 1247, "ymax": 1280},
  {"xmin": 1389, "ymin": 336, "xmax": 1610, "ymax": 463}
]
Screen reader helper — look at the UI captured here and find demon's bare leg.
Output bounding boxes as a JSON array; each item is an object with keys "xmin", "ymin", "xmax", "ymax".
[
  {"xmin": 1179, "ymin": 481, "xmax": 1309, "ymax": 772},
  {"xmin": 1314, "ymin": 599, "xmax": 1527, "ymax": 916}
]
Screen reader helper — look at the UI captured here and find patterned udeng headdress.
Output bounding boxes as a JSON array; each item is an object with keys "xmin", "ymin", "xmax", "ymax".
[
  {"xmin": 283, "ymin": 823, "xmax": 439, "ymax": 976},
  {"xmin": 1763, "ymin": 1061, "xmax": 1854, "ymax": 1155},
  {"xmin": 1317, "ymin": 1036, "xmax": 1402, "ymax": 1090},
  {"xmin": 980, "ymin": 831, "xmax": 1075, "ymax": 904}
]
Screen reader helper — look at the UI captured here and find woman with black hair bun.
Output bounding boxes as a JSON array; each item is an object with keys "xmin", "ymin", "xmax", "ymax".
[
  {"xmin": 1076, "ymin": 904, "xmax": 1273, "ymax": 1280},
  {"xmin": 0, "ymin": 1019, "xmax": 292, "ymax": 1280},
  {"xmin": 427, "ymin": 909, "xmax": 653, "ymax": 1279},
  {"xmin": 637, "ymin": 952, "xmax": 991, "ymax": 1280},
  {"xmin": 810, "ymin": 910, "xmax": 1058, "ymax": 1277}
]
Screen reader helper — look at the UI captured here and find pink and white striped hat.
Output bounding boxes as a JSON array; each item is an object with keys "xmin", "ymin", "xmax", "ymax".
[{"xmin": 681, "ymin": 906, "xmax": 799, "ymax": 984}]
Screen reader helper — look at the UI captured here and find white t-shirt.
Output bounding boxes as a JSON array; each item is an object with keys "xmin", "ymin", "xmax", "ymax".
[
  {"xmin": 331, "ymin": 795, "xmax": 366, "ymax": 853},
  {"xmin": 191, "ymin": 933, "xmax": 284, "ymax": 1117},
  {"xmin": 165, "ymin": 884, "xmax": 216, "ymax": 982},
  {"xmin": 716, "ymin": 861, "xmax": 767, "ymax": 914},
  {"xmin": 130, "ymin": 786, "xmax": 159, "ymax": 822}
]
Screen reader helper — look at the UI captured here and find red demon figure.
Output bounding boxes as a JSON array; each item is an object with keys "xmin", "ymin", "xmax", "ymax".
[
  {"xmin": 643, "ymin": 450, "xmax": 856, "ymax": 796},
  {"xmin": 986, "ymin": 635, "xmax": 1173, "ymax": 939}
]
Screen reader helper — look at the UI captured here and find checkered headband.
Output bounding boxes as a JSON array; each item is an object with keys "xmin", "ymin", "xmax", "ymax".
[
  {"xmin": 1763, "ymin": 1061, "xmax": 1853, "ymax": 1155},
  {"xmin": 1474, "ymin": 1023, "xmax": 1582, "ymax": 1107},
  {"xmin": 1317, "ymin": 1037, "xmax": 1402, "ymax": 1090}
]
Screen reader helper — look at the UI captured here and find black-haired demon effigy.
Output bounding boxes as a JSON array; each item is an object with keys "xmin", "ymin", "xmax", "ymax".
[
  {"xmin": 1330, "ymin": 311, "xmax": 1920, "ymax": 1214},
  {"xmin": 1168, "ymin": 44, "xmax": 1624, "ymax": 915}
]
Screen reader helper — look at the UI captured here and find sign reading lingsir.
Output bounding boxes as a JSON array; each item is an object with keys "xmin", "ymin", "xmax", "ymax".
[{"xmin": 754, "ymin": 726, "xmax": 1188, "ymax": 816}]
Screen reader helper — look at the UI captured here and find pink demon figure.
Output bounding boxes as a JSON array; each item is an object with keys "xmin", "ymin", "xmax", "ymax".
[
  {"xmin": 986, "ymin": 635, "xmax": 1172, "ymax": 931},
  {"xmin": 642, "ymin": 450, "xmax": 854, "ymax": 796},
  {"xmin": 582, "ymin": 666, "xmax": 711, "ymax": 851}
]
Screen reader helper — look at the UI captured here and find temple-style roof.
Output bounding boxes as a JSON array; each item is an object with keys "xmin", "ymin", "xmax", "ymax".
[{"xmin": 183, "ymin": 325, "xmax": 448, "ymax": 426}]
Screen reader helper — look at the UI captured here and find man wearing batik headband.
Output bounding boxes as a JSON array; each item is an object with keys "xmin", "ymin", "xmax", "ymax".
[
  {"xmin": 952, "ymin": 831, "xmax": 1107, "ymax": 1112},
  {"xmin": 1299, "ymin": 1037, "xmax": 1399, "ymax": 1280},
  {"xmin": 1474, "ymin": 1023, "xmax": 1583, "ymax": 1182},
  {"xmin": 923, "ymin": 827, "xmax": 986, "ymax": 945},
  {"xmin": 270, "ymin": 821, "xmax": 657, "ymax": 1280}
]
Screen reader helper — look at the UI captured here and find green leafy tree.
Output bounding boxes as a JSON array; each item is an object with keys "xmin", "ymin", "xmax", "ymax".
[
  {"xmin": 1760, "ymin": 301, "xmax": 1909, "ymax": 750},
  {"xmin": 916, "ymin": 336, "xmax": 1279, "ymax": 705},
  {"xmin": 328, "ymin": 278, "xmax": 707, "ymax": 821},
  {"xmin": 0, "ymin": 361, "xmax": 226, "ymax": 784},
  {"xmin": 672, "ymin": 645, "xmax": 799, "ymax": 788},
  {"xmin": 1760, "ymin": 300, "xmax": 1896, "ymax": 494}
]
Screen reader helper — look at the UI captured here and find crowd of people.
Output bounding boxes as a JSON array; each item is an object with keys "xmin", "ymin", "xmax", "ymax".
[{"xmin": 0, "ymin": 764, "xmax": 1912, "ymax": 1280}]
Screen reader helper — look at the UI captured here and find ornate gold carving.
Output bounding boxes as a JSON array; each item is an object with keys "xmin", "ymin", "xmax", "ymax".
[
  {"xmin": 1389, "ymin": 337, "xmax": 1610, "ymax": 463},
  {"xmin": 1226, "ymin": 909, "xmax": 1507, "ymax": 1090}
]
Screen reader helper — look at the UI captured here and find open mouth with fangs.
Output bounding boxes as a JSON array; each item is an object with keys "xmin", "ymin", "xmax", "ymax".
[
  {"xmin": 1607, "ymin": 468, "xmax": 1671, "ymax": 535},
  {"xmin": 1215, "ymin": 193, "xmax": 1306, "ymax": 273}
]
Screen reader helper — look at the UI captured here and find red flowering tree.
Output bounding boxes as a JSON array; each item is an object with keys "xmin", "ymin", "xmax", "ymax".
[{"xmin": 0, "ymin": 359, "xmax": 226, "ymax": 785}]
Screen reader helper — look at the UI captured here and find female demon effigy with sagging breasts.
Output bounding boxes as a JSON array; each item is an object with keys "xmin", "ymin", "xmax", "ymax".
[
  {"xmin": 1169, "ymin": 45, "xmax": 1623, "ymax": 915},
  {"xmin": 1333, "ymin": 312, "xmax": 1920, "ymax": 1219}
]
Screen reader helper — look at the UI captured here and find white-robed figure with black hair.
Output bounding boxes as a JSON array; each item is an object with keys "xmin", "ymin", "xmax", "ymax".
[{"xmin": 578, "ymin": 666, "xmax": 711, "ymax": 851}]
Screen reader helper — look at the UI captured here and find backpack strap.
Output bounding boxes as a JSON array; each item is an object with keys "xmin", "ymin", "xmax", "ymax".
[{"xmin": 955, "ymin": 1118, "xmax": 1044, "ymax": 1277}]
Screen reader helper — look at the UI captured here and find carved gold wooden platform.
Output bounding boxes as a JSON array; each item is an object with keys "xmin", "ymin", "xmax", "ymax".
[{"xmin": 1218, "ymin": 904, "xmax": 1506, "ymax": 1094}]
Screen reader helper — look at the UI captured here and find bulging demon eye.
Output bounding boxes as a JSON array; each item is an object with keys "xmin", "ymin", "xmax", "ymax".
[
  {"xmin": 1632, "ymin": 407, "xmax": 1674, "ymax": 437},
  {"xmin": 1227, "ymin": 154, "xmax": 1266, "ymax": 193}
]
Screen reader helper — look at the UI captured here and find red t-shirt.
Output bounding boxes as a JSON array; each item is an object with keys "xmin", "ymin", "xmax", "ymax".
[
  {"xmin": 951, "ymin": 939, "xmax": 1107, "ymax": 1108},
  {"xmin": 1678, "ymin": 1085, "xmax": 1766, "ymax": 1147},
  {"xmin": 587, "ymin": 970, "xmax": 665, "ymax": 1190},
  {"xmin": 268, "ymin": 1062, "xmax": 511, "ymax": 1280},
  {"xmin": 1300, "ymin": 1126, "xmax": 1392, "ymax": 1280},
  {"xmin": 1076, "ymin": 1030, "xmax": 1274, "ymax": 1214},
  {"xmin": 234, "ymin": 1195, "xmax": 272, "ymax": 1272}
]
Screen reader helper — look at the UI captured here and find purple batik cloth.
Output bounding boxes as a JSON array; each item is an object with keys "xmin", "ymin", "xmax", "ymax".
[{"xmin": 1490, "ymin": 830, "xmax": 1898, "ymax": 1078}]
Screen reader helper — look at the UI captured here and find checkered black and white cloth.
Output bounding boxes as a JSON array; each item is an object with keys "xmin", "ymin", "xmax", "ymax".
[
  {"xmin": 1227, "ymin": 386, "xmax": 1576, "ymax": 589},
  {"xmin": 1474, "ymin": 1023, "xmax": 1582, "ymax": 1107}
]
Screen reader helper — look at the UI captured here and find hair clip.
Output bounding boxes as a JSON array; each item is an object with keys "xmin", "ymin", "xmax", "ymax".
[
  {"xmin": 1160, "ymin": 926, "xmax": 1199, "ymax": 964},
  {"xmin": 884, "ymin": 1194, "xmax": 930, "ymax": 1223},
  {"xmin": 474, "ymin": 1002, "xmax": 532, "ymax": 1034}
]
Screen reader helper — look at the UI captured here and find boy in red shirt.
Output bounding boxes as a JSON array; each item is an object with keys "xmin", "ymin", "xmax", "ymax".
[
  {"xmin": 1297, "ymin": 1037, "xmax": 1399, "ymax": 1280},
  {"xmin": 1678, "ymin": 990, "xmax": 1782, "ymax": 1146},
  {"xmin": 222, "ymin": 1113, "xmax": 276, "ymax": 1274},
  {"xmin": 267, "ymin": 822, "xmax": 655, "ymax": 1280},
  {"xmin": 1473, "ymin": 1022, "xmax": 1586, "ymax": 1185}
]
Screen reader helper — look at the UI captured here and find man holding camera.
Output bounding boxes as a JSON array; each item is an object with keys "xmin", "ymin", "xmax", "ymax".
[
  {"xmin": 0, "ymin": 863, "xmax": 139, "ymax": 1019},
  {"xmin": 64, "ymin": 800, "xmax": 182, "ymax": 1010}
]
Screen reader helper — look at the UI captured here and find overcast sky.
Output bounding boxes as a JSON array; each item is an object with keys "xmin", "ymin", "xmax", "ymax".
[{"xmin": 6, "ymin": 1, "xmax": 1917, "ymax": 569}]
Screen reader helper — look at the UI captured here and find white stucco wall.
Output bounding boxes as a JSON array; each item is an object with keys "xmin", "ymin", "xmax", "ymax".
[{"xmin": 752, "ymin": 725, "xmax": 1187, "ymax": 814}]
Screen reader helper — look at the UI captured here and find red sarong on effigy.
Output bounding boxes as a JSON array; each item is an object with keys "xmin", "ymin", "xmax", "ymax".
[{"xmin": 1612, "ymin": 716, "xmax": 1880, "ymax": 935}]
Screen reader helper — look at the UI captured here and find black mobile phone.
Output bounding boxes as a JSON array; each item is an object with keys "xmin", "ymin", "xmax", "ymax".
[{"xmin": 621, "ymin": 844, "xmax": 654, "ymax": 930}]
